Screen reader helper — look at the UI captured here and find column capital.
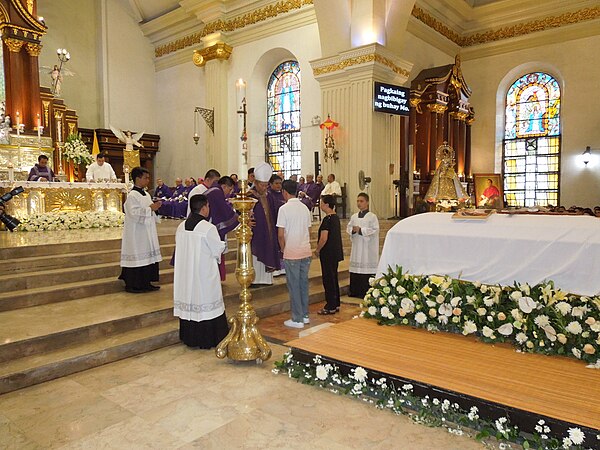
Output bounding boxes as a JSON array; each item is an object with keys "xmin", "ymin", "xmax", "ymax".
[
  {"xmin": 310, "ymin": 43, "xmax": 413, "ymax": 85},
  {"xmin": 25, "ymin": 42, "xmax": 42, "ymax": 57},
  {"xmin": 4, "ymin": 37, "xmax": 24, "ymax": 53},
  {"xmin": 193, "ymin": 42, "xmax": 233, "ymax": 67}
]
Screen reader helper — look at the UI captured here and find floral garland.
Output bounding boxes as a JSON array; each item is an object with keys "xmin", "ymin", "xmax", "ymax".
[
  {"xmin": 274, "ymin": 352, "xmax": 599, "ymax": 449},
  {"xmin": 61, "ymin": 133, "xmax": 93, "ymax": 166},
  {"xmin": 361, "ymin": 267, "xmax": 600, "ymax": 367},
  {"xmin": 17, "ymin": 210, "xmax": 124, "ymax": 232}
]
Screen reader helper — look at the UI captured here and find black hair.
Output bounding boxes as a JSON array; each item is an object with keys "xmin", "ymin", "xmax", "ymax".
[
  {"xmin": 321, "ymin": 195, "xmax": 336, "ymax": 209},
  {"xmin": 97, "ymin": 153, "xmax": 106, "ymax": 159},
  {"xmin": 204, "ymin": 169, "xmax": 221, "ymax": 179},
  {"xmin": 269, "ymin": 174, "xmax": 282, "ymax": 183},
  {"xmin": 282, "ymin": 179, "xmax": 298, "ymax": 195},
  {"xmin": 357, "ymin": 192, "xmax": 369, "ymax": 202},
  {"xmin": 131, "ymin": 166, "xmax": 149, "ymax": 182},
  {"xmin": 219, "ymin": 176, "xmax": 234, "ymax": 187},
  {"xmin": 189, "ymin": 194, "xmax": 208, "ymax": 213},
  {"xmin": 38, "ymin": 155, "xmax": 48, "ymax": 162},
  {"xmin": 248, "ymin": 167, "xmax": 255, "ymax": 175}
]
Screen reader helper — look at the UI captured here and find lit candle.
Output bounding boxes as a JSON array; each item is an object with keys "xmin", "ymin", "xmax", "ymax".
[{"xmin": 236, "ymin": 79, "xmax": 247, "ymax": 176}]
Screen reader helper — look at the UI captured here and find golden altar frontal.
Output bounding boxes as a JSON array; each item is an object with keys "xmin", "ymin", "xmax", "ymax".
[{"xmin": 0, "ymin": 181, "xmax": 127, "ymax": 219}]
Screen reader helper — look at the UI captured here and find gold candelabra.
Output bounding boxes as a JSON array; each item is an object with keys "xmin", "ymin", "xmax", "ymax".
[{"xmin": 216, "ymin": 180, "xmax": 272, "ymax": 362}]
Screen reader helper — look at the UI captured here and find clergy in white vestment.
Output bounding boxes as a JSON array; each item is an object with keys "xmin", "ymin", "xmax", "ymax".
[
  {"xmin": 347, "ymin": 192, "xmax": 379, "ymax": 298},
  {"xmin": 174, "ymin": 194, "xmax": 229, "ymax": 348},
  {"xmin": 85, "ymin": 153, "xmax": 117, "ymax": 181},
  {"xmin": 119, "ymin": 167, "xmax": 163, "ymax": 293}
]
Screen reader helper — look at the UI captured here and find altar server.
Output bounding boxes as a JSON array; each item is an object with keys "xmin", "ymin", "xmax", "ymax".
[
  {"xmin": 249, "ymin": 162, "xmax": 281, "ymax": 285},
  {"xmin": 119, "ymin": 167, "xmax": 163, "ymax": 293},
  {"xmin": 347, "ymin": 193, "xmax": 379, "ymax": 298},
  {"xmin": 85, "ymin": 153, "xmax": 116, "ymax": 181},
  {"xmin": 28, "ymin": 155, "xmax": 55, "ymax": 181},
  {"xmin": 174, "ymin": 194, "xmax": 228, "ymax": 348}
]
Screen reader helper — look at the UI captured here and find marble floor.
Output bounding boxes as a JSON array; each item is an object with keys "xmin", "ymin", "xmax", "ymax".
[{"xmin": 0, "ymin": 339, "xmax": 484, "ymax": 450}]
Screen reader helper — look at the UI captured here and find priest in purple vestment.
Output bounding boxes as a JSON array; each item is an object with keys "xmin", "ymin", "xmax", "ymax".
[
  {"xmin": 250, "ymin": 162, "xmax": 281, "ymax": 285},
  {"xmin": 28, "ymin": 155, "xmax": 55, "ymax": 181},
  {"xmin": 153, "ymin": 179, "xmax": 172, "ymax": 199},
  {"xmin": 298, "ymin": 174, "xmax": 321, "ymax": 210},
  {"xmin": 170, "ymin": 178, "xmax": 186, "ymax": 199}
]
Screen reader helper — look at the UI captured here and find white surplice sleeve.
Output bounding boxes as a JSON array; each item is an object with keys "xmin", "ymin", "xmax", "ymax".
[
  {"xmin": 205, "ymin": 224, "xmax": 226, "ymax": 263},
  {"xmin": 360, "ymin": 213, "xmax": 379, "ymax": 237}
]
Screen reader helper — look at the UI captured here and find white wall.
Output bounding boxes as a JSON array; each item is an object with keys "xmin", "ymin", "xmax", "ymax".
[
  {"xmin": 154, "ymin": 61, "xmax": 206, "ymax": 184},
  {"xmin": 463, "ymin": 34, "xmax": 600, "ymax": 208},
  {"xmin": 103, "ymin": 0, "xmax": 156, "ymax": 133},
  {"xmin": 37, "ymin": 0, "xmax": 101, "ymax": 127},
  {"xmin": 228, "ymin": 23, "xmax": 323, "ymax": 177}
]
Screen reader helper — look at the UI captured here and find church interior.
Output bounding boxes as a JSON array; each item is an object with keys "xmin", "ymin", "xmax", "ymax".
[{"xmin": 1, "ymin": 0, "xmax": 600, "ymax": 448}]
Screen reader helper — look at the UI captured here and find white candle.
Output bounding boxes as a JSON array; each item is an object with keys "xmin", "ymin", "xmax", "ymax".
[
  {"xmin": 236, "ymin": 78, "xmax": 248, "ymax": 177},
  {"xmin": 16, "ymin": 111, "xmax": 20, "ymax": 136},
  {"xmin": 37, "ymin": 114, "xmax": 41, "ymax": 139}
]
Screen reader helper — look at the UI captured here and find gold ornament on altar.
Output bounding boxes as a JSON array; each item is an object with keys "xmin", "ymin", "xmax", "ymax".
[
  {"xmin": 216, "ymin": 180, "xmax": 271, "ymax": 362},
  {"xmin": 425, "ymin": 142, "xmax": 469, "ymax": 210}
]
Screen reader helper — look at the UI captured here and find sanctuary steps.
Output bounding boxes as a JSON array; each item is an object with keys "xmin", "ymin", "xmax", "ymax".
[{"xmin": 0, "ymin": 219, "xmax": 396, "ymax": 394}]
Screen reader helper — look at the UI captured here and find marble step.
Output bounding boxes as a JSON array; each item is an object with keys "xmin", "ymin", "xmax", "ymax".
[
  {"xmin": 0, "ymin": 272, "xmax": 350, "ymax": 393},
  {"xmin": 0, "ymin": 321, "xmax": 180, "ymax": 395},
  {"xmin": 0, "ymin": 263, "xmax": 350, "ymax": 364}
]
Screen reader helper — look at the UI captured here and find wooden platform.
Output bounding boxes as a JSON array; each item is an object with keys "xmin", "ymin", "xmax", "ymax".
[{"xmin": 287, "ymin": 319, "xmax": 600, "ymax": 438}]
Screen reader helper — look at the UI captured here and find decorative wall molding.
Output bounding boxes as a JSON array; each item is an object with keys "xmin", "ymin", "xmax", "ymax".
[
  {"xmin": 192, "ymin": 42, "xmax": 233, "ymax": 67},
  {"xmin": 412, "ymin": 5, "xmax": 600, "ymax": 47},
  {"xmin": 155, "ymin": 0, "xmax": 313, "ymax": 58}
]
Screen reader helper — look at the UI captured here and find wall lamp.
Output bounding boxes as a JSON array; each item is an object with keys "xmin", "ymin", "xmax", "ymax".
[{"xmin": 582, "ymin": 146, "xmax": 592, "ymax": 165}]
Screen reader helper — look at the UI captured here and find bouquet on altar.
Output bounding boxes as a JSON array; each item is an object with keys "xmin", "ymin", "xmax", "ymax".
[{"xmin": 61, "ymin": 133, "xmax": 93, "ymax": 166}]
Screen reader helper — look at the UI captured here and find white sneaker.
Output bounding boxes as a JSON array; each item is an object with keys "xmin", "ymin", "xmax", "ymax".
[
  {"xmin": 303, "ymin": 315, "xmax": 310, "ymax": 324},
  {"xmin": 284, "ymin": 319, "xmax": 304, "ymax": 329}
]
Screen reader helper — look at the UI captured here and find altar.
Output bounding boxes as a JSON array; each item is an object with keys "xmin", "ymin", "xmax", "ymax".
[
  {"xmin": 0, "ymin": 181, "xmax": 127, "ymax": 219},
  {"xmin": 377, "ymin": 212, "xmax": 600, "ymax": 296}
]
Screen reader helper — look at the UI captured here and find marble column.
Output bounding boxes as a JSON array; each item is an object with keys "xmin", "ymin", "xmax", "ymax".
[{"xmin": 311, "ymin": 44, "xmax": 412, "ymax": 218}]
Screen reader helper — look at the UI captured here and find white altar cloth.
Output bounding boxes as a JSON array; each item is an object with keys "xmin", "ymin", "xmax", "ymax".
[
  {"xmin": 0, "ymin": 181, "xmax": 128, "ymax": 191},
  {"xmin": 377, "ymin": 212, "xmax": 600, "ymax": 296}
]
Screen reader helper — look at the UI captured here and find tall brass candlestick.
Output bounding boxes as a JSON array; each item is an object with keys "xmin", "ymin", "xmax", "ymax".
[{"xmin": 216, "ymin": 180, "xmax": 272, "ymax": 362}]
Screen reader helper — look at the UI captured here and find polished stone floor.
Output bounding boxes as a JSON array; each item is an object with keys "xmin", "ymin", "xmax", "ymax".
[{"xmin": 0, "ymin": 338, "xmax": 483, "ymax": 449}]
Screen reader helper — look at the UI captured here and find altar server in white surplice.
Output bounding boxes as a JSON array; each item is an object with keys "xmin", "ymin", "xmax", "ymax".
[
  {"xmin": 347, "ymin": 192, "xmax": 379, "ymax": 299},
  {"xmin": 119, "ymin": 167, "xmax": 163, "ymax": 293},
  {"xmin": 174, "ymin": 194, "xmax": 229, "ymax": 348}
]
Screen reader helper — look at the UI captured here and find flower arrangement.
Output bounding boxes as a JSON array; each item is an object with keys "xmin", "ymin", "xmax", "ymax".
[
  {"xmin": 361, "ymin": 267, "xmax": 600, "ymax": 367},
  {"xmin": 274, "ymin": 352, "xmax": 599, "ymax": 449},
  {"xmin": 61, "ymin": 133, "xmax": 93, "ymax": 166},
  {"xmin": 17, "ymin": 210, "xmax": 124, "ymax": 232}
]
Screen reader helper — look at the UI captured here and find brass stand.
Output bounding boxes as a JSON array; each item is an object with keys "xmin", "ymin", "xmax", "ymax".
[{"xmin": 216, "ymin": 180, "xmax": 272, "ymax": 362}]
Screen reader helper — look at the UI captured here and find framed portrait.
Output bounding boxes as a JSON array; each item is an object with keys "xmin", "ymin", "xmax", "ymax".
[{"xmin": 474, "ymin": 173, "xmax": 504, "ymax": 209}]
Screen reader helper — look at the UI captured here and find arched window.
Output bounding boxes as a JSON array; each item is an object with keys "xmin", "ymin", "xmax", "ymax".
[
  {"xmin": 266, "ymin": 61, "xmax": 301, "ymax": 178},
  {"xmin": 503, "ymin": 72, "xmax": 561, "ymax": 207}
]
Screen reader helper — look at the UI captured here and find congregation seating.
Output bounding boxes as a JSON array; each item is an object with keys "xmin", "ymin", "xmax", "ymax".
[{"xmin": 335, "ymin": 183, "xmax": 347, "ymax": 218}]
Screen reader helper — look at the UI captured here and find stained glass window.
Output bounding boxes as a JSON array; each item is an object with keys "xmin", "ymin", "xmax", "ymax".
[
  {"xmin": 503, "ymin": 72, "xmax": 561, "ymax": 207},
  {"xmin": 266, "ymin": 61, "xmax": 301, "ymax": 178}
]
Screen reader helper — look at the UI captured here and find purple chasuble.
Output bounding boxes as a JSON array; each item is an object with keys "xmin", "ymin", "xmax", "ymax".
[
  {"xmin": 28, "ymin": 164, "xmax": 55, "ymax": 181},
  {"xmin": 155, "ymin": 185, "xmax": 172, "ymax": 198},
  {"xmin": 249, "ymin": 189, "xmax": 281, "ymax": 270},
  {"xmin": 171, "ymin": 184, "xmax": 186, "ymax": 198},
  {"xmin": 205, "ymin": 183, "xmax": 238, "ymax": 241}
]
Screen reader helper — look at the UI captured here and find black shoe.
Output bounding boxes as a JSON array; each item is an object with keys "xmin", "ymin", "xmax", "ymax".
[{"xmin": 148, "ymin": 284, "xmax": 161, "ymax": 291}]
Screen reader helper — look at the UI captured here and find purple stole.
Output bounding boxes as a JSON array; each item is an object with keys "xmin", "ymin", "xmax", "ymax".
[{"xmin": 249, "ymin": 189, "xmax": 281, "ymax": 271}]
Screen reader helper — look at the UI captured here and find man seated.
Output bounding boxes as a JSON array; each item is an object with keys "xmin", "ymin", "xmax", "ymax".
[
  {"xmin": 321, "ymin": 173, "xmax": 341, "ymax": 197},
  {"xmin": 153, "ymin": 178, "xmax": 172, "ymax": 199},
  {"xmin": 170, "ymin": 178, "xmax": 186, "ymax": 198},
  {"xmin": 28, "ymin": 155, "xmax": 55, "ymax": 181},
  {"xmin": 298, "ymin": 173, "xmax": 321, "ymax": 209},
  {"xmin": 85, "ymin": 153, "xmax": 116, "ymax": 181}
]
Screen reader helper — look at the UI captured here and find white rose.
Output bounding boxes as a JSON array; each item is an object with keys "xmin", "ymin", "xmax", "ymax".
[
  {"xmin": 380, "ymin": 306, "xmax": 390, "ymax": 317},
  {"xmin": 436, "ymin": 295, "xmax": 445, "ymax": 304},
  {"xmin": 480, "ymin": 284, "xmax": 488, "ymax": 294},
  {"xmin": 372, "ymin": 289, "xmax": 380, "ymax": 298},
  {"xmin": 498, "ymin": 323, "xmax": 514, "ymax": 336},
  {"xmin": 367, "ymin": 306, "xmax": 377, "ymax": 315},
  {"xmin": 566, "ymin": 321, "xmax": 583, "ymax": 335},
  {"xmin": 396, "ymin": 285, "xmax": 406, "ymax": 294},
  {"xmin": 510, "ymin": 291, "xmax": 523, "ymax": 301},
  {"xmin": 477, "ymin": 307, "xmax": 487, "ymax": 316},
  {"xmin": 511, "ymin": 308, "xmax": 522, "ymax": 321},
  {"xmin": 482, "ymin": 326, "xmax": 495, "ymax": 339},
  {"xmin": 462, "ymin": 320, "xmax": 477, "ymax": 335},
  {"xmin": 390, "ymin": 278, "xmax": 398, "ymax": 287}
]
